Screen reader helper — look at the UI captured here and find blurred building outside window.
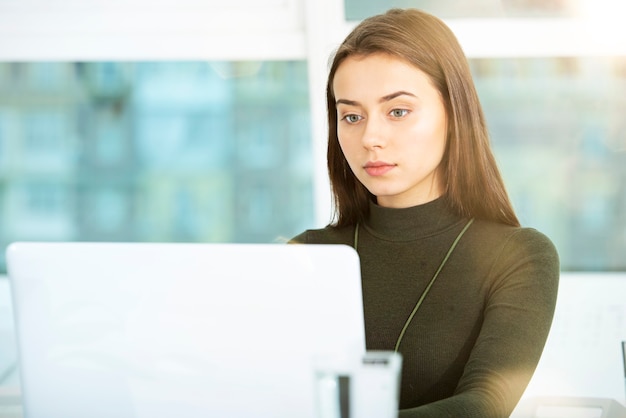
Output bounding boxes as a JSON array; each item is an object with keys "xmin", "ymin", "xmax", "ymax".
[
  {"xmin": 0, "ymin": 61, "xmax": 315, "ymax": 274},
  {"xmin": 0, "ymin": 57, "xmax": 625, "ymax": 271}
]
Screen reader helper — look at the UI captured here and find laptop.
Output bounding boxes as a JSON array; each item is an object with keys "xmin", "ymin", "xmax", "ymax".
[{"xmin": 6, "ymin": 242, "xmax": 366, "ymax": 418}]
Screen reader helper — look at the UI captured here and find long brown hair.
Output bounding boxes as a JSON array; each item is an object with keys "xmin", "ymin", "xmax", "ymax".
[{"xmin": 327, "ymin": 8, "xmax": 520, "ymax": 227}]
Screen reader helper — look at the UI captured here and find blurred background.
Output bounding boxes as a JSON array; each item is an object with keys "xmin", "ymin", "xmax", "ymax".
[
  {"xmin": 0, "ymin": 0, "xmax": 625, "ymax": 409},
  {"xmin": 0, "ymin": 0, "xmax": 625, "ymax": 273},
  {"xmin": 0, "ymin": 61, "xmax": 314, "ymax": 254}
]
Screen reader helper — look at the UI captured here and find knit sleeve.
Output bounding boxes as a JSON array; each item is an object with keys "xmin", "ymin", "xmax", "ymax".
[
  {"xmin": 288, "ymin": 226, "xmax": 354, "ymax": 246},
  {"xmin": 399, "ymin": 228, "xmax": 560, "ymax": 417},
  {"xmin": 288, "ymin": 231, "xmax": 309, "ymax": 244}
]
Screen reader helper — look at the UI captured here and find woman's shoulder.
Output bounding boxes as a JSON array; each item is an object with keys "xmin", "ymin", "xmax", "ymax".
[
  {"xmin": 471, "ymin": 219, "xmax": 557, "ymax": 254},
  {"xmin": 289, "ymin": 224, "xmax": 355, "ymax": 246},
  {"xmin": 469, "ymin": 218, "xmax": 560, "ymax": 277}
]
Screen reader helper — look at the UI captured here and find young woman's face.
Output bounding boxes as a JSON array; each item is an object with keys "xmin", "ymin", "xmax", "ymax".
[{"xmin": 333, "ymin": 53, "xmax": 447, "ymax": 208}]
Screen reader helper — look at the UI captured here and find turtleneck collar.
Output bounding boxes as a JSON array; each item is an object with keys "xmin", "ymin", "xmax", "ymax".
[{"xmin": 363, "ymin": 196, "xmax": 463, "ymax": 241}]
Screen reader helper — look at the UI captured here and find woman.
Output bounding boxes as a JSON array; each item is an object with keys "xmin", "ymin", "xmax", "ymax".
[{"xmin": 291, "ymin": 8, "xmax": 559, "ymax": 417}]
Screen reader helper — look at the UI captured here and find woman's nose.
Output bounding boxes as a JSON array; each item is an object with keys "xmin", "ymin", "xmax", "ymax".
[{"xmin": 361, "ymin": 117, "xmax": 387, "ymax": 149}]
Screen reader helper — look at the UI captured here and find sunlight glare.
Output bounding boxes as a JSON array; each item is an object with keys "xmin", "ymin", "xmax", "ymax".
[{"xmin": 577, "ymin": 0, "xmax": 626, "ymax": 21}]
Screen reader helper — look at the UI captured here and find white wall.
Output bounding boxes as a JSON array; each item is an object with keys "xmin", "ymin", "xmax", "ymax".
[{"xmin": 522, "ymin": 273, "xmax": 626, "ymax": 404}]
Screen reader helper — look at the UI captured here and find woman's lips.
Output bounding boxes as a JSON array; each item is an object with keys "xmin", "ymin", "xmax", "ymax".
[{"xmin": 364, "ymin": 161, "xmax": 396, "ymax": 176}]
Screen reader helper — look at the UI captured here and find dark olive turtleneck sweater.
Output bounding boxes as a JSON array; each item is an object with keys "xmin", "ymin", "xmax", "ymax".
[{"xmin": 291, "ymin": 197, "xmax": 559, "ymax": 417}]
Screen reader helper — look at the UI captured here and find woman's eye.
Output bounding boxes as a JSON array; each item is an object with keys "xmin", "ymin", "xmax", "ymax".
[
  {"xmin": 390, "ymin": 109, "xmax": 409, "ymax": 118},
  {"xmin": 343, "ymin": 114, "xmax": 362, "ymax": 124}
]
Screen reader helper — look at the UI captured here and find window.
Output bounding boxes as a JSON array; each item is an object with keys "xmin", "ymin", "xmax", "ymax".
[
  {"xmin": 0, "ymin": 61, "xmax": 314, "ymax": 273},
  {"xmin": 471, "ymin": 56, "xmax": 626, "ymax": 270}
]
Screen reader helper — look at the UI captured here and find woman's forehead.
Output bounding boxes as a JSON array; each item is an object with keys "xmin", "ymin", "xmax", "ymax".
[{"xmin": 332, "ymin": 53, "xmax": 437, "ymax": 100}]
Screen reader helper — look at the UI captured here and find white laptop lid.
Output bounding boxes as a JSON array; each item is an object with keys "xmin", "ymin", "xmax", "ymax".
[{"xmin": 6, "ymin": 242, "xmax": 365, "ymax": 418}]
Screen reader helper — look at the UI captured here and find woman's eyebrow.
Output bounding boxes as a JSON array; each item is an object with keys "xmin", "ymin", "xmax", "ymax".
[
  {"xmin": 380, "ymin": 91, "xmax": 417, "ymax": 102},
  {"xmin": 336, "ymin": 98, "xmax": 359, "ymax": 106},
  {"xmin": 336, "ymin": 91, "xmax": 417, "ymax": 106}
]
